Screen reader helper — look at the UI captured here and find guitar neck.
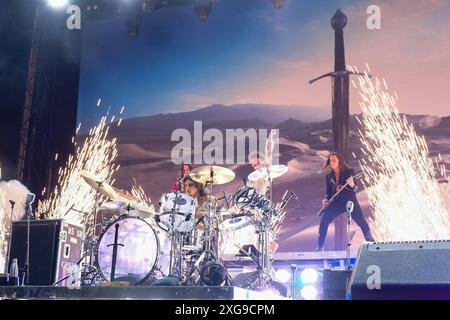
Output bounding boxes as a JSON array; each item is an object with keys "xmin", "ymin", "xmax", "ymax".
[{"xmin": 330, "ymin": 173, "xmax": 362, "ymax": 201}]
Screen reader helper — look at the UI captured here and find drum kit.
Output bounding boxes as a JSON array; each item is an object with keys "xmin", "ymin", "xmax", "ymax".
[{"xmin": 77, "ymin": 163, "xmax": 297, "ymax": 291}]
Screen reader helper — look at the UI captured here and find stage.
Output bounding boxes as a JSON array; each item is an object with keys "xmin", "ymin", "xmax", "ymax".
[{"xmin": 0, "ymin": 285, "xmax": 286, "ymax": 300}]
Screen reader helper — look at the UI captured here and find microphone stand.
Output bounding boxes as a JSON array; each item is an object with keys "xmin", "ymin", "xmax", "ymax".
[
  {"xmin": 22, "ymin": 201, "xmax": 33, "ymax": 286},
  {"xmin": 169, "ymin": 172, "xmax": 182, "ymax": 277},
  {"xmin": 4, "ymin": 201, "xmax": 16, "ymax": 274},
  {"xmin": 346, "ymin": 210, "xmax": 352, "ymax": 270},
  {"xmin": 345, "ymin": 202, "xmax": 354, "ymax": 299}
]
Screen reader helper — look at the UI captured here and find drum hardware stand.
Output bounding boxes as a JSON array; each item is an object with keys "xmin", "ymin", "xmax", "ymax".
[
  {"xmin": 75, "ymin": 181, "xmax": 105, "ymax": 286},
  {"xmin": 107, "ymin": 223, "xmax": 124, "ymax": 281},
  {"xmin": 52, "ymin": 239, "xmax": 97, "ymax": 287},
  {"xmin": 168, "ymin": 172, "xmax": 183, "ymax": 279},
  {"xmin": 183, "ymin": 179, "xmax": 233, "ymax": 286},
  {"xmin": 255, "ymin": 220, "xmax": 273, "ymax": 288},
  {"xmin": 92, "ymin": 181, "xmax": 104, "ymax": 237},
  {"xmin": 265, "ymin": 166, "xmax": 274, "ymax": 202}
]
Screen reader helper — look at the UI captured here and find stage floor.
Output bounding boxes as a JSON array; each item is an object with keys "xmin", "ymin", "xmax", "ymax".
[{"xmin": 0, "ymin": 285, "xmax": 286, "ymax": 300}]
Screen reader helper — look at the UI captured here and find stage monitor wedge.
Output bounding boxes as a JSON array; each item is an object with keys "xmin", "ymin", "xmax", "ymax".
[{"xmin": 349, "ymin": 240, "xmax": 450, "ymax": 300}]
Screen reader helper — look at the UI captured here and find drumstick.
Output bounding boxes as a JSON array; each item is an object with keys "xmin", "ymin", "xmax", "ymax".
[{"xmin": 234, "ymin": 243, "xmax": 253, "ymax": 259}]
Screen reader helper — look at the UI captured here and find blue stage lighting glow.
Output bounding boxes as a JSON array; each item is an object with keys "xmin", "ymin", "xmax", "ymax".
[
  {"xmin": 47, "ymin": 0, "xmax": 68, "ymax": 8},
  {"xmin": 275, "ymin": 269, "xmax": 291, "ymax": 283},
  {"xmin": 300, "ymin": 285, "xmax": 318, "ymax": 300},
  {"xmin": 300, "ymin": 268, "xmax": 319, "ymax": 284}
]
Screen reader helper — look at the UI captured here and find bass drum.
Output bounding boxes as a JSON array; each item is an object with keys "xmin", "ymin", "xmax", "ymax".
[{"xmin": 95, "ymin": 215, "xmax": 171, "ymax": 285}]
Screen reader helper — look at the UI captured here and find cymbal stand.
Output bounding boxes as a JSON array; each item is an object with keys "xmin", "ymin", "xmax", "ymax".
[
  {"xmin": 183, "ymin": 174, "xmax": 233, "ymax": 286},
  {"xmin": 254, "ymin": 210, "xmax": 274, "ymax": 288},
  {"xmin": 78, "ymin": 181, "xmax": 104, "ymax": 286},
  {"xmin": 168, "ymin": 173, "xmax": 183, "ymax": 278}
]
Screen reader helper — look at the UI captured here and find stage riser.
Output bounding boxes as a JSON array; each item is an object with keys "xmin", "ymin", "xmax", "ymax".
[{"xmin": 0, "ymin": 286, "xmax": 284, "ymax": 300}]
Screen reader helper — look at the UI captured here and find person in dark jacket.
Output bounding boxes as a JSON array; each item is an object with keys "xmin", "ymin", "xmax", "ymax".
[{"xmin": 317, "ymin": 151, "xmax": 374, "ymax": 251}]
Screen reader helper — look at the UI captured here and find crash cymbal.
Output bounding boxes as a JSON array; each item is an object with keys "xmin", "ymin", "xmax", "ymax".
[
  {"xmin": 248, "ymin": 164, "xmax": 288, "ymax": 182},
  {"xmin": 80, "ymin": 170, "xmax": 118, "ymax": 200},
  {"xmin": 190, "ymin": 165, "xmax": 235, "ymax": 185}
]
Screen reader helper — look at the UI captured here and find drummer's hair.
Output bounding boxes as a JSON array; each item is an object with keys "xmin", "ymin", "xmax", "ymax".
[
  {"xmin": 248, "ymin": 151, "xmax": 265, "ymax": 162},
  {"xmin": 181, "ymin": 176, "xmax": 208, "ymax": 198}
]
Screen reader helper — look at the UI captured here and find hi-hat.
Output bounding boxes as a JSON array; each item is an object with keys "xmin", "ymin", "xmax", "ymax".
[
  {"xmin": 248, "ymin": 164, "xmax": 288, "ymax": 182},
  {"xmin": 190, "ymin": 166, "xmax": 235, "ymax": 185},
  {"xmin": 80, "ymin": 170, "xmax": 118, "ymax": 200},
  {"xmin": 127, "ymin": 203, "xmax": 155, "ymax": 218},
  {"xmin": 99, "ymin": 200, "xmax": 155, "ymax": 219}
]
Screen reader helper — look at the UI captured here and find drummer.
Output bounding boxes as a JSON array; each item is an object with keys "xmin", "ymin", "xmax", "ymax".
[
  {"xmin": 247, "ymin": 151, "xmax": 270, "ymax": 195},
  {"xmin": 181, "ymin": 176, "xmax": 211, "ymax": 220}
]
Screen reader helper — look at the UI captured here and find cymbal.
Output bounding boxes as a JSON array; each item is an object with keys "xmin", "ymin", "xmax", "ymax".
[
  {"xmin": 190, "ymin": 165, "xmax": 235, "ymax": 185},
  {"xmin": 80, "ymin": 170, "xmax": 118, "ymax": 200},
  {"xmin": 248, "ymin": 164, "xmax": 288, "ymax": 182},
  {"xmin": 128, "ymin": 203, "xmax": 155, "ymax": 218},
  {"xmin": 102, "ymin": 201, "xmax": 154, "ymax": 218}
]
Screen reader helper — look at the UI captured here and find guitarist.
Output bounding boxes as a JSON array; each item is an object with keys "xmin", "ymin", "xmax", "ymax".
[{"xmin": 317, "ymin": 152, "xmax": 375, "ymax": 251}]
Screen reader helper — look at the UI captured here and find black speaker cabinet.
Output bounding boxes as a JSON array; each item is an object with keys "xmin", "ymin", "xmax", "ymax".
[
  {"xmin": 323, "ymin": 269, "xmax": 351, "ymax": 300},
  {"xmin": 349, "ymin": 241, "xmax": 450, "ymax": 299},
  {"xmin": 8, "ymin": 219, "xmax": 84, "ymax": 286}
]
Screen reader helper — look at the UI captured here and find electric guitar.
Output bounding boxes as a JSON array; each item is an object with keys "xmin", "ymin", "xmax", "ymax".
[{"xmin": 316, "ymin": 172, "xmax": 363, "ymax": 217}]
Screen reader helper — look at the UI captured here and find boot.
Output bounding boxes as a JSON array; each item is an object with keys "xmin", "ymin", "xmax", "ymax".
[{"xmin": 364, "ymin": 230, "xmax": 375, "ymax": 242}]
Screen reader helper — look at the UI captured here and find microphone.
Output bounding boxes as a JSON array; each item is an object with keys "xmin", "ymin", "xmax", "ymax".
[
  {"xmin": 9, "ymin": 200, "xmax": 16, "ymax": 206},
  {"xmin": 26, "ymin": 193, "xmax": 36, "ymax": 205},
  {"xmin": 223, "ymin": 191, "xmax": 230, "ymax": 208},
  {"xmin": 289, "ymin": 189, "xmax": 299, "ymax": 201},
  {"xmin": 24, "ymin": 193, "xmax": 36, "ymax": 219},
  {"xmin": 177, "ymin": 170, "xmax": 182, "ymax": 192},
  {"xmin": 346, "ymin": 201, "xmax": 354, "ymax": 214}
]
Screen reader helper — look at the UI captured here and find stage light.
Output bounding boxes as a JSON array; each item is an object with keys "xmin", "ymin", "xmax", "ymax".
[
  {"xmin": 300, "ymin": 285, "xmax": 318, "ymax": 300},
  {"xmin": 300, "ymin": 268, "xmax": 319, "ymax": 284},
  {"xmin": 271, "ymin": 0, "xmax": 286, "ymax": 9},
  {"xmin": 47, "ymin": 0, "xmax": 69, "ymax": 8},
  {"xmin": 194, "ymin": 1, "xmax": 212, "ymax": 22},
  {"xmin": 274, "ymin": 269, "xmax": 291, "ymax": 283},
  {"xmin": 124, "ymin": 0, "xmax": 144, "ymax": 37}
]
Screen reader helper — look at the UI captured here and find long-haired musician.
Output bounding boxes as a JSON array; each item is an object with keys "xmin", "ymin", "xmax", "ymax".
[{"xmin": 317, "ymin": 151, "xmax": 374, "ymax": 251}]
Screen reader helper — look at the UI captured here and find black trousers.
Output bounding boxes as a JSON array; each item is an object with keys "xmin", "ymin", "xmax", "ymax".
[{"xmin": 318, "ymin": 199, "xmax": 373, "ymax": 249}]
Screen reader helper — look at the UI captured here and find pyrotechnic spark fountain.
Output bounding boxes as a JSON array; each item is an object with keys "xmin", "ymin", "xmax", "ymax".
[
  {"xmin": 38, "ymin": 116, "xmax": 119, "ymax": 235},
  {"xmin": 131, "ymin": 178, "xmax": 155, "ymax": 211},
  {"xmin": 350, "ymin": 65, "xmax": 450, "ymax": 241}
]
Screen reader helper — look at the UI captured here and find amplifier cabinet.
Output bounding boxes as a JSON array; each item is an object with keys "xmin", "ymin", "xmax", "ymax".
[{"xmin": 9, "ymin": 219, "xmax": 84, "ymax": 286}]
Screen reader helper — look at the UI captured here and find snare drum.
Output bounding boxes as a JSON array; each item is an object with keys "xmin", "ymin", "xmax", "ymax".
[
  {"xmin": 219, "ymin": 215, "xmax": 253, "ymax": 232},
  {"xmin": 158, "ymin": 192, "xmax": 198, "ymax": 233}
]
